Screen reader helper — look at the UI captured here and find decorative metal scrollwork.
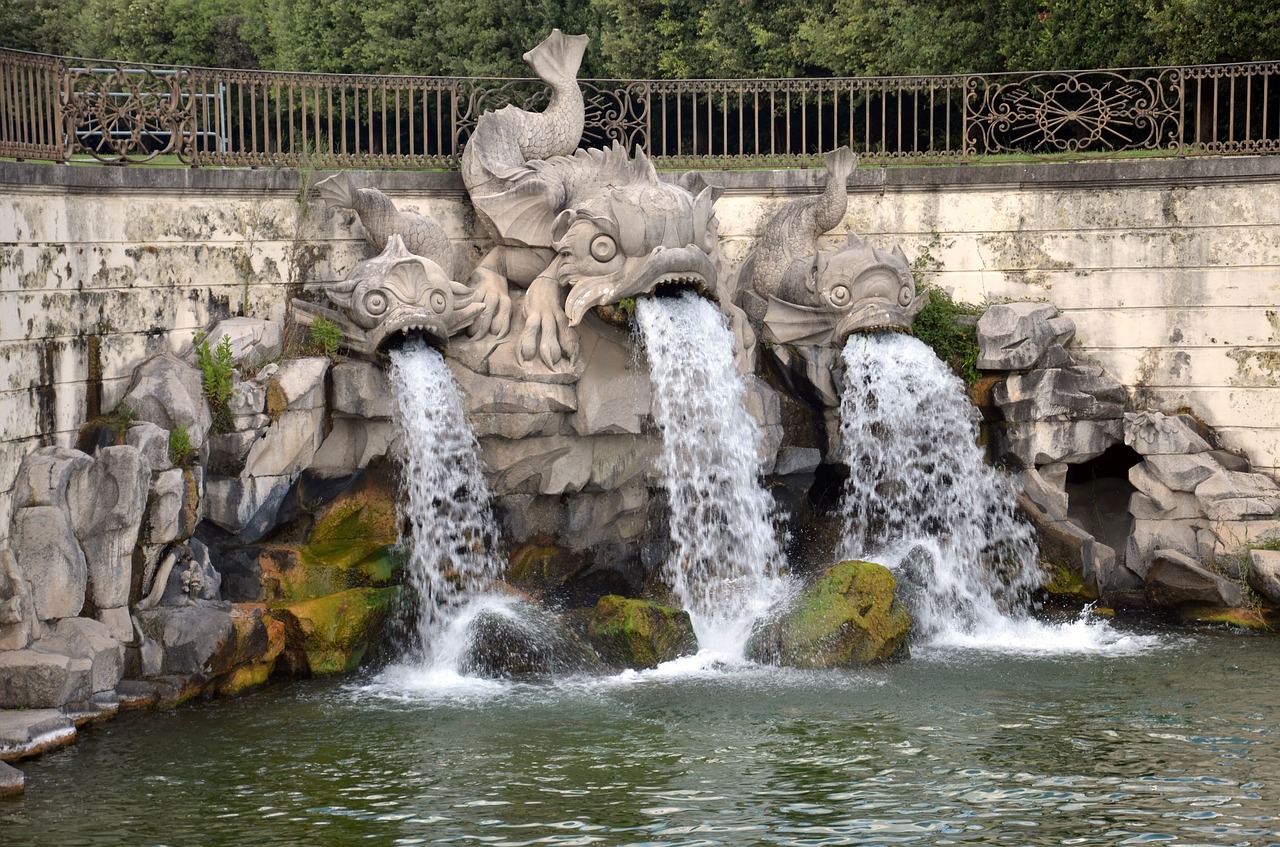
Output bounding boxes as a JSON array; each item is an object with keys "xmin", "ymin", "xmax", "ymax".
[
  {"xmin": 62, "ymin": 63, "xmax": 194, "ymax": 163},
  {"xmin": 966, "ymin": 70, "xmax": 1181, "ymax": 154},
  {"xmin": 453, "ymin": 79, "xmax": 649, "ymax": 155}
]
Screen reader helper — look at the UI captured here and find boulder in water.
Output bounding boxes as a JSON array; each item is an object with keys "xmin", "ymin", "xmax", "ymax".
[
  {"xmin": 586, "ymin": 595, "xmax": 698, "ymax": 670},
  {"xmin": 271, "ymin": 586, "xmax": 399, "ymax": 675},
  {"xmin": 460, "ymin": 601, "xmax": 604, "ymax": 678},
  {"xmin": 748, "ymin": 560, "xmax": 911, "ymax": 667}
]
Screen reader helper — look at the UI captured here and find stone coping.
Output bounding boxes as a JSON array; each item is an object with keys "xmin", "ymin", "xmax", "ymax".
[{"xmin": 4, "ymin": 155, "xmax": 1279, "ymax": 199}]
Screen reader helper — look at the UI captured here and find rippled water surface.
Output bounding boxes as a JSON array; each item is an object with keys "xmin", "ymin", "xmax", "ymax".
[{"xmin": 6, "ymin": 628, "xmax": 1280, "ymax": 846}]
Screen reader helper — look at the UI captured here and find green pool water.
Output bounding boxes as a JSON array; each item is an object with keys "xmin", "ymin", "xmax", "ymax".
[{"xmin": 4, "ymin": 624, "xmax": 1279, "ymax": 846}]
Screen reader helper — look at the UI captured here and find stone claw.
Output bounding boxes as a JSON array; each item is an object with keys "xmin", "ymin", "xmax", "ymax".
[
  {"xmin": 518, "ymin": 275, "xmax": 578, "ymax": 371},
  {"xmin": 466, "ymin": 266, "xmax": 514, "ymax": 339}
]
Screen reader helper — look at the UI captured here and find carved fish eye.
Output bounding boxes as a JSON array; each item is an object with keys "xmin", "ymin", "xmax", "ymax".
[
  {"xmin": 364, "ymin": 289, "xmax": 389, "ymax": 316},
  {"xmin": 589, "ymin": 234, "xmax": 618, "ymax": 263},
  {"xmin": 899, "ymin": 284, "xmax": 914, "ymax": 307},
  {"xmin": 430, "ymin": 290, "xmax": 448, "ymax": 313},
  {"xmin": 828, "ymin": 284, "xmax": 852, "ymax": 308}
]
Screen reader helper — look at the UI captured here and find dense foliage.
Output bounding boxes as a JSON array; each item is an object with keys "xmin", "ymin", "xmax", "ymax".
[{"xmin": 4, "ymin": 0, "xmax": 1276, "ymax": 76}]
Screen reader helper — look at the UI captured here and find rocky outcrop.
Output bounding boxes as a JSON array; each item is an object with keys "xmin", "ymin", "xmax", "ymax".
[
  {"xmin": 586, "ymin": 595, "xmax": 698, "ymax": 669},
  {"xmin": 747, "ymin": 560, "xmax": 911, "ymax": 667}
]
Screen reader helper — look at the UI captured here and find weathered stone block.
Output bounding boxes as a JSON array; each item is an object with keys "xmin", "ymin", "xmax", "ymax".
[
  {"xmin": 998, "ymin": 418, "xmax": 1122, "ymax": 466},
  {"xmin": 563, "ymin": 484, "xmax": 649, "ymax": 547},
  {"xmin": 976, "ymin": 302, "xmax": 1071, "ymax": 370},
  {"xmin": 480, "ymin": 435, "xmax": 656, "ymax": 496},
  {"xmin": 242, "ymin": 408, "xmax": 325, "ymax": 477},
  {"xmin": 135, "ymin": 606, "xmax": 235, "ymax": 677},
  {"xmin": 0, "ymin": 547, "xmax": 34, "ymax": 651},
  {"xmin": 1196, "ymin": 471, "xmax": 1280, "ymax": 521},
  {"xmin": 117, "ymin": 354, "xmax": 212, "ymax": 451},
  {"xmin": 204, "ymin": 317, "xmax": 283, "ymax": 366},
  {"xmin": 1124, "ymin": 410, "xmax": 1211, "ymax": 455},
  {"xmin": 126, "ymin": 421, "xmax": 172, "ymax": 472},
  {"xmin": 1143, "ymin": 452, "xmax": 1223, "ymax": 492},
  {"xmin": 1146, "ymin": 548, "xmax": 1245, "ymax": 609},
  {"xmin": 310, "ymin": 418, "xmax": 398, "ymax": 473},
  {"xmin": 994, "ymin": 365, "xmax": 1126, "ymax": 422},
  {"xmin": 207, "ymin": 428, "xmax": 266, "ymax": 477},
  {"xmin": 747, "ymin": 560, "xmax": 911, "ymax": 667},
  {"xmin": 449, "ymin": 361, "xmax": 578, "ymax": 415},
  {"xmin": 0, "ymin": 650, "xmax": 92, "ymax": 709},
  {"xmin": 0, "ymin": 709, "xmax": 76, "ymax": 760},
  {"xmin": 42, "ymin": 617, "xmax": 123, "ymax": 694},
  {"xmin": 11, "ymin": 446, "xmax": 93, "ymax": 512},
  {"xmin": 775, "ymin": 447, "xmax": 821, "ymax": 477},
  {"xmin": 1125, "ymin": 518, "xmax": 1203, "ymax": 577},
  {"xmin": 587, "ymin": 595, "xmax": 697, "ymax": 670},
  {"xmin": 270, "ymin": 586, "xmax": 397, "ymax": 675},
  {"xmin": 1019, "ymin": 466, "xmax": 1069, "ymax": 519},
  {"xmin": 204, "ymin": 474, "xmax": 293, "ymax": 541},
  {"xmin": 73, "ymin": 445, "xmax": 150, "ymax": 610},
  {"xmin": 1246, "ymin": 549, "xmax": 1280, "ymax": 605},
  {"xmin": 572, "ymin": 325, "xmax": 650, "ymax": 436},
  {"xmin": 331, "ymin": 360, "xmax": 393, "ymax": 418},
  {"xmin": 95, "ymin": 606, "xmax": 134, "ymax": 644},
  {"xmin": 12, "ymin": 505, "xmax": 86, "ymax": 622},
  {"xmin": 267, "ymin": 357, "xmax": 329, "ymax": 414},
  {"xmin": 1129, "ymin": 490, "xmax": 1201, "ymax": 520},
  {"xmin": 468, "ymin": 412, "xmax": 567, "ymax": 439}
]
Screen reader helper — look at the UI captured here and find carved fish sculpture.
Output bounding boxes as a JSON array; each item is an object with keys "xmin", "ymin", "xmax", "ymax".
[
  {"xmin": 294, "ymin": 235, "xmax": 483, "ymax": 358},
  {"xmin": 458, "ymin": 31, "xmax": 741, "ymax": 370},
  {"xmin": 738, "ymin": 146, "xmax": 926, "ymax": 347}
]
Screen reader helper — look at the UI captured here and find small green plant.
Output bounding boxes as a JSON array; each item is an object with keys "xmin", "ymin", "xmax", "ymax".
[
  {"xmin": 194, "ymin": 330, "xmax": 236, "ymax": 433},
  {"xmin": 169, "ymin": 424, "xmax": 194, "ymax": 465},
  {"xmin": 308, "ymin": 317, "xmax": 344, "ymax": 358},
  {"xmin": 910, "ymin": 284, "xmax": 984, "ymax": 384}
]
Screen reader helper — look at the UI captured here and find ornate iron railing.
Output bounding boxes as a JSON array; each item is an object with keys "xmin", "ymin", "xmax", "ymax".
[{"xmin": 2, "ymin": 48, "xmax": 1278, "ymax": 167}]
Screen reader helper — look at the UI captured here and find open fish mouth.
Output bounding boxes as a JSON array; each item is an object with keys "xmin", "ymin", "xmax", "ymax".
[
  {"xmin": 834, "ymin": 290, "xmax": 930, "ymax": 345},
  {"xmin": 565, "ymin": 246, "xmax": 717, "ymax": 325},
  {"xmin": 370, "ymin": 312, "xmax": 454, "ymax": 358}
]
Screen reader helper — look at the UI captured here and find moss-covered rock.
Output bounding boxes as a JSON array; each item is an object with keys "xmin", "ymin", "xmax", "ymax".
[
  {"xmin": 586, "ymin": 595, "xmax": 698, "ymax": 670},
  {"xmin": 270, "ymin": 586, "xmax": 400, "ymax": 675},
  {"xmin": 252, "ymin": 477, "xmax": 403, "ymax": 604},
  {"xmin": 212, "ymin": 604, "xmax": 286, "ymax": 696},
  {"xmin": 748, "ymin": 560, "xmax": 911, "ymax": 667}
]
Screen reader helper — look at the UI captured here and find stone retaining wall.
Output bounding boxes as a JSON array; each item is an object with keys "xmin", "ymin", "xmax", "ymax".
[{"xmin": 3, "ymin": 156, "xmax": 1279, "ymax": 540}]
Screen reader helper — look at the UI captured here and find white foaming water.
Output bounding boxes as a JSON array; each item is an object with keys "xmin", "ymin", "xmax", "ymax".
[
  {"xmin": 635, "ymin": 293, "xmax": 790, "ymax": 656},
  {"xmin": 387, "ymin": 342, "xmax": 505, "ymax": 668},
  {"xmin": 838, "ymin": 333, "xmax": 1146, "ymax": 654}
]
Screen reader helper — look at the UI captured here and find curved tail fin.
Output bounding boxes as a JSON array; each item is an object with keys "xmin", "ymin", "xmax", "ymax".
[{"xmin": 316, "ymin": 172, "xmax": 360, "ymax": 211}]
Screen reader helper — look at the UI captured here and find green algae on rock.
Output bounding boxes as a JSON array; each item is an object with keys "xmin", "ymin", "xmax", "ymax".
[
  {"xmin": 586, "ymin": 595, "xmax": 698, "ymax": 670},
  {"xmin": 748, "ymin": 560, "xmax": 911, "ymax": 667}
]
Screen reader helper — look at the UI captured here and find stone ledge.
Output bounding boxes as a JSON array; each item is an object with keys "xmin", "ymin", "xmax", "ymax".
[
  {"xmin": 0, "ymin": 709, "xmax": 76, "ymax": 762},
  {"xmin": 7, "ymin": 155, "xmax": 1279, "ymax": 199}
]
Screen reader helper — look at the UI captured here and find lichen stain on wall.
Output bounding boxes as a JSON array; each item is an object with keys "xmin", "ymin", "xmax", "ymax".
[
  {"xmin": 1228, "ymin": 348, "xmax": 1280, "ymax": 387},
  {"xmin": 976, "ymin": 230, "xmax": 1075, "ymax": 289}
]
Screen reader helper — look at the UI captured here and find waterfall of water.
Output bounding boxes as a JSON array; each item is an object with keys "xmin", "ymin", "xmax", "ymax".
[
  {"xmin": 837, "ymin": 332, "xmax": 1041, "ymax": 642},
  {"xmin": 387, "ymin": 342, "xmax": 505, "ymax": 665},
  {"xmin": 634, "ymin": 293, "xmax": 789, "ymax": 655}
]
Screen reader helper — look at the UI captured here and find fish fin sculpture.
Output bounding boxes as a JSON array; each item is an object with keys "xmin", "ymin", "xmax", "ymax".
[{"xmin": 317, "ymin": 171, "xmax": 462, "ymax": 280}]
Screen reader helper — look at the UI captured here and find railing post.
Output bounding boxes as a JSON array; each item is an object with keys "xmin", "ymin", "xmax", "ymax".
[{"xmin": 1176, "ymin": 67, "xmax": 1186, "ymax": 156}]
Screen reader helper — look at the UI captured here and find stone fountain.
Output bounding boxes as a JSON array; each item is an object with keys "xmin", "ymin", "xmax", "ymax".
[{"xmin": 5, "ymin": 31, "xmax": 1280, "ymax": 781}]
